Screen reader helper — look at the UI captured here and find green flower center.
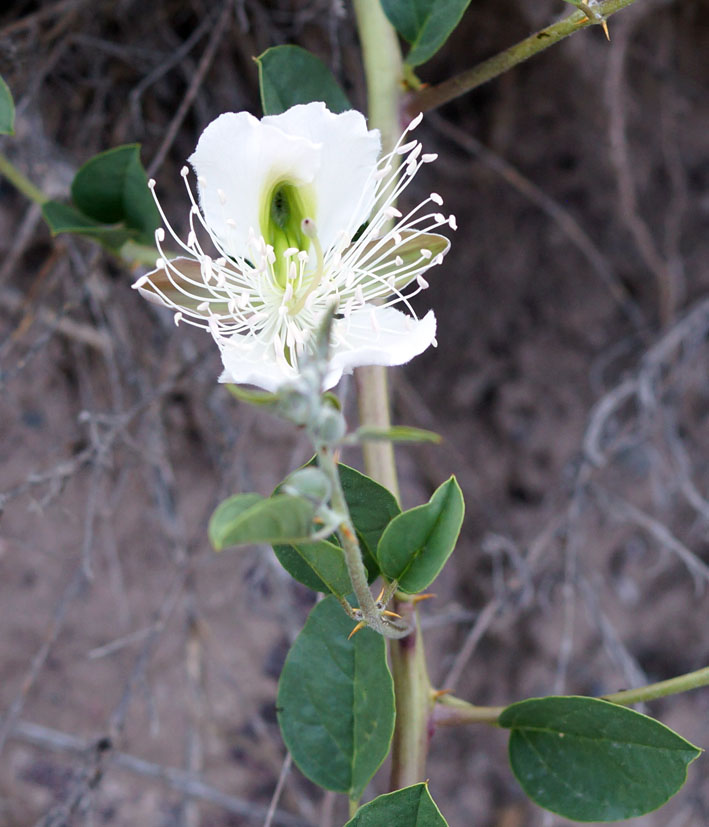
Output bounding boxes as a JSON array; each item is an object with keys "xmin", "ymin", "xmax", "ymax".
[{"xmin": 259, "ymin": 179, "xmax": 316, "ymax": 288}]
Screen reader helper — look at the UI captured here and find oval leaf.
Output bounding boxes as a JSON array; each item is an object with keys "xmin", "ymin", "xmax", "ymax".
[
  {"xmin": 346, "ymin": 783, "xmax": 448, "ymax": 826},
  {"xmin": 71, "ymin": 144, "xmax": 159, "ymax": 240},
  {"xmin": 273, "ymin": 539, "xmax": 352, "ymax": 596},
  {"xmin": 277, "ymin": 596, "xmax": 395, "ymax": 799},
  {"xmin": 381, "ymin": 0, "xmax": 472, "ymax": 67},
  {"xmin": 0, "ymin": 74, "xmax": 15, "ymax": 135},
  {"xmin": 339, "ymin": 463, "xmax": 400, "ymax": 559},
  {"xmin": 42, "ymin": 200, "xmax": 137, "ymax": 251},
  {"xmin": 256, "ymin": 45, "xmax": 351, "ymax": 116},
  {"xmin": 377, "ymin": 476, "xmax": 464, "ymax": 593},
  {"xmin": 209, "ymin": 493, "xmax": 316, "ymax": 549},
  {"xmin": 499, "ymin": 696, "xmax": 702, "ymax": 822}
]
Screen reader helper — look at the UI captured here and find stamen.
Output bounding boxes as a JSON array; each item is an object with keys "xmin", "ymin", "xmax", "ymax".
[
  {"xmin": 396, "ymin": 140, "xmax": 418, "ymax": 155},
  {"xmin": 408, "ymin": 112, "xmax": 423, "ymax": 131}
]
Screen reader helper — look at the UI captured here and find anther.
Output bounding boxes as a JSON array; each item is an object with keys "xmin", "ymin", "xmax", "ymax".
[
  {"xmin": 180, "ymin": 166, "xmax": 189, "ymax": 178},
  {"xmin": 430, "ymin": 192, "xmax": 444, "ymax": 205},
  {"xmin": 148, "ymin": 179, "xmax": 156, "ymax": 189},
  {"xmin": 155, "ymin": 228, "xmax": 165, "ymax": 242},
  {"xmin": 396, "ymin": 140, "xmax": 418, "ymax": 155},
  {"xmin": 408, "ymin": 112, "xmax": 424, "ymax": 131}
]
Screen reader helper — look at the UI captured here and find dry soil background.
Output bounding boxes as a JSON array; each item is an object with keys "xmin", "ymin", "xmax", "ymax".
[{"xmin": 1, "ymin": 1, "xmax": 708, "ymax": 826}]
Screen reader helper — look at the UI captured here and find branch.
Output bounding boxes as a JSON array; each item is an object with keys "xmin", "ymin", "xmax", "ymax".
[
  {"xmin": 432, "ymin": 665, "xmax": 709, "ymax": 727},
  {"xmin": 406, "ymin": 0, "xmax": 641, "ymax": 117}
]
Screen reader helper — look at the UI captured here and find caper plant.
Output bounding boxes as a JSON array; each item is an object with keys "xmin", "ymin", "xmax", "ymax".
[{"xmin": 1, "ymin": 1, "xmax": 707, "ymax": 824}]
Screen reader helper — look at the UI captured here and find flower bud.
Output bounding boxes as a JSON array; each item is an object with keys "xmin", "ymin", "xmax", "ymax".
[{"xmin": 282, "ymin": 467, "xmax": 332, "ymax": 504}]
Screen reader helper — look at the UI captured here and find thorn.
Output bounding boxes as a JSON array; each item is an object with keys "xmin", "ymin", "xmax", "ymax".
[
  {"xmin": 382, "ymin": 610, "xmax": 402, "ymax": 619},
  {"xmin": 375, "ymin": 586, "xmax": 386, "ymax": 603},
  {"xmin": 348, "ymin": 621, "xmax": 367, "ymax": 640},
  {"xmin": 432, "ymin": 688, "xmax": 452, "ymax": 699},
  {"xmin": 601, "ymin": 19, "xmax": 610, "ymax": 40},
  {"xmin": 412, "ymin": 593, "xmax": 436, "ymax": 605}
]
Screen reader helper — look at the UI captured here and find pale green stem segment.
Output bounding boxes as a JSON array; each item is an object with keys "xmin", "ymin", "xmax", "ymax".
[
  {"xmin": 603, "ymin": 665, "xmax": 709, "ymax": 707},
  {"xmin": 352, "ymin": 0, "xmax": 433, "ymax": 793},
  {"xmin": 353, "ymin": 0, "xmax": 403, "ymax": 503},
  {"xmin": 406, "ymin": 0, "xmax": 640, "ymax": 117},
  {"xmin": 432, "ymin": 665, "xmax": 709, "ymax": 727},
  {"xmin": 0, "ymin": 152, "xmax": 48, "ymax": 205},
  {"xmin": 389, "ymin": 605, "xmax": 435, "ymax": 786}
]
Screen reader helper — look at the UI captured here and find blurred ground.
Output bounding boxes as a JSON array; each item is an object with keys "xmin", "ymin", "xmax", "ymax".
[{"xmin": 1, "ymin": 1, "xmax": 708, "ymax": 825}]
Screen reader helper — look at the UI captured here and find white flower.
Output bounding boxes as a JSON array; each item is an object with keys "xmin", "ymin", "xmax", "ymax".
[{"xmin": 132, "ymin": 102, "xmax": 454, "ymax": 392}]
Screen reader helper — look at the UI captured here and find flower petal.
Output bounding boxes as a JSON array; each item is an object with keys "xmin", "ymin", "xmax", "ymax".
[
  {"xmin": 134, "ymin": 257, "xmax": 229, "ymax": 317},
  {"xmin": 218, "ymin": 336, "xmax": 297, "ymax": 392},
  {"xmin": 189, "ymin": 112, "xmax": 321, "ymax": 259},
  {"xmin": 263, "ymin": 103, "xmax": 381, "ymax": 251},
  {"xmin": 326, "ymin": 306, "xmax": 436, "ymax": 388}
]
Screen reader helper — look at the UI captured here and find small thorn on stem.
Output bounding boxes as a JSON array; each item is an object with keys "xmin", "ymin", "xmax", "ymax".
[
  {"xmin": 412, "ymin": 592, "xmax": 436, "ymax": 605},
  {"xmin": 432, "ymin": 688, "xmax": 452, "ymax": 699},
  {"xmin": 348, "ymin": 621, "xmax": 367, "ymax": 640}
]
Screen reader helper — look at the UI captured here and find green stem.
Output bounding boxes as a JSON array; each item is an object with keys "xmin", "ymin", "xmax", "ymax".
[
  {"xmin": 353, "ymin": 0, "xmax": 403, "ymax": 502},
  {"xmin": 389, "ymin": 605, "xmax": 435, "ymax": 786},
  {"xmin": 353, "ymin": 0, "xmax": 432, "ymax": 793},
  {"xmin": 0, "ymin": 151, "xmax": 48, "ymax": 205},
  {"xmin": 432, "ymin": 665, "xmax": 709, "ymax": 727},
  {"xmin": 603, "ymin": 665, "xmax": 709, "ymax": 707},
  {"xmin": 317, "ymin": 446, "xmax": 408, "ymax": 638},
  {"xmin": 406, "ymin": 0, "xmax": 640, "ymax": 117}
]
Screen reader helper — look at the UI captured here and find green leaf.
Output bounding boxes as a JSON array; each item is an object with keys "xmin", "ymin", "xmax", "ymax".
[
  {"xmin": 499, "ymin": 696, "xmax": 702, "ymax": 822},
  {"xmin": 0, "ymin": 74, "xmax": 15, "ymax": 135},
  {"xmin": 273, "ymin": 539, "xmax": 352, "ymax": 596},
  {"xmin": 277, "ymin": 597, "xmax": 395, "ymax": 798},
  {"xmin": 71, "ymin": 144, "xmax": 159, "ymax": 239},
  {"xmin": 346, "ymin": 783, "xmax": 448, "ymax": 826},
  {"xmin": 273, "ymin": 462, "xmax": 396, "ymax": 592},
  {"xmin": 353, "ymin": 425, "xmax": 441, "ymax": 444},
  {"xmin": 256, "ymin": 45, "xmax": 351, "ymax": 116},
  {"xmin": 339, "ymin": 463, "xmax": 400, "ymax": 561},
  {"xmin": 42, "ymin": 200, "xmax": 137, "ymax": 251},
  {"xmin": 381, "ymin": 0, "xmax": 472, "ymax": 67},
  {"xmin": 376, "ymin": 476, "xmax": 463, "ymax": 593},
  {"xmin": 226, "ymin": 383, "xmax": 279, "ymax": 407},
  {"xmin": 209, "ymin": 493, "xmax": 316, "ymax": 549}
]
